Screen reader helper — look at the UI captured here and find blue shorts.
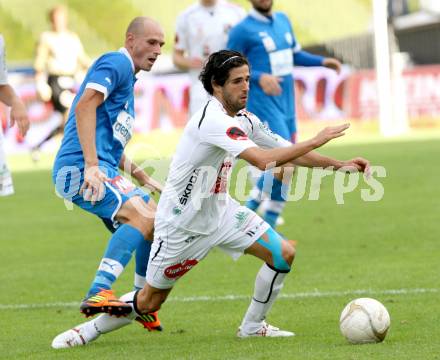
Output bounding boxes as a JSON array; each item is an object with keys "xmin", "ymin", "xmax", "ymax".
[{"xmin": 54, "ymin": 165, "xmax": 150, "ymax": 231}]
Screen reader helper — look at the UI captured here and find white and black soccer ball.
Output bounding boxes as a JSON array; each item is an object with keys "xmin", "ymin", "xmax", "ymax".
[{"xmin": 339, "ymin": 298, "xmax": 390, "ymax": 344}]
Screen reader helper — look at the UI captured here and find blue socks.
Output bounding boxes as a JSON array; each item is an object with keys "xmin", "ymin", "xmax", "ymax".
[
  {"xmin": 87, "ymin": 223, "xmax": 145, "ymax": 297},
  {"xmin": 246, "ymin": 172, "xmax": 288, "ymax": 229},
  {"xmin": 134, "ymin": 239, "xmax": 151, "ymax": 290}
]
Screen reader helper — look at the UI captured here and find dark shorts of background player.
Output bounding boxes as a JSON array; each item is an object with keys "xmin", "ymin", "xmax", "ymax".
[{"xmin": 47, "ymin": 74, "xmax": 76, "ymax": 113}]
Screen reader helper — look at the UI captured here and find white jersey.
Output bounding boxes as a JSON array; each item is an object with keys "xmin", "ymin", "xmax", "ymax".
[
  {"xmin": 34, "ymin": 30, "xmax": 89, "ymax": 76},
  {"xmin": 155, "ymin": 97, "xmax": 290, "ymax": 235},
  {"xmin": 0, "ymin": 35, "xmax": 7, "ymax": 85},
  {"xmin": 174, "ymin": 0, "xmax": 245, "ymax": 115},
  {"xmin": 0, "ymin": 35, "xmax": 14, "ymax": 196}
]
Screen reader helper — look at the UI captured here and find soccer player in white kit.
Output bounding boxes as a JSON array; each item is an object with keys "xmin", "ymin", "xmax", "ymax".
[
  {"xmin": 173, "ymin": 0, "xmax": 245, "ymax": 117},
  {"xmin": 52, "ymin": 50, "xmax": 371, "ymax": 347},
  {"xmin": 0, "ymin": 35, "xmax": 29, "ymax": 196}
]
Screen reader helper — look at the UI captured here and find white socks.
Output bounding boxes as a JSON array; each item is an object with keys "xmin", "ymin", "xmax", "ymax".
[
  {"xmin": 0, "ymin": 131, "xmax": 13, "ymax": 196},
  {"xmin": 134, "ymin": 273, "xmax": 147, "ymax": 290},
  {"xmin": 84, "ymin": 291, "xmax": 137, "ymax": 340},
  {"xmin": 240, "ymin": 263, "xmax": 288, "ymax": 334}
]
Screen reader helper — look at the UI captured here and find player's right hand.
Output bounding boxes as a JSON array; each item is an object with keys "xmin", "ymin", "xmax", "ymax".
[
  {"xmin": 259, "ymin": 74, "xmax": 283, "ymax": 96},
  {"xmin": 80, "ymin": 166, "xmax": 110, "ymax": 205},
  {"xmin": 10, "ymin": 98, "xmax": 30, "ymax": 137},
  {"xmin": 312, "ymin": 123, "xmax": 350, "ymax": 148}
]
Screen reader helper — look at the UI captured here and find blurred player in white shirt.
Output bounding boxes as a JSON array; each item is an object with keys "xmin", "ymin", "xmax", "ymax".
[
  {"xmin": 52, "ymin": 50, "xmax": 371, "ymax": 348},
  {"xmin": 0, "ymin": 35, "xmax": 29, "ymax": 196},
  {"xmin": 173, "ymin": 0, "xmax": 245, "ymax": 117},
  {"xmin": 32, "ymin": 5, "xmax": 90, "ymax": 158}
]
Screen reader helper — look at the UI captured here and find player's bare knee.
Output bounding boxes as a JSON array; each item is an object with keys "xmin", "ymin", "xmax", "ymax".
[
  {"xmin": 118, "ymin": 201, "xmax": 155, "ymax": 238},
  {"xmin": 282, "ymin": 240, "xmax": 295, "ymax": 266},
  {"xmin": 131, "ymin": 214, "xmax": 154, "ymax": 239}
]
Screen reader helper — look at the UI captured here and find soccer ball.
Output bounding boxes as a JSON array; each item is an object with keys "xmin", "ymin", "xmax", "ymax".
[{"xmin": 339, "ymin": 298, "xmax": 390, "ymax": 344}]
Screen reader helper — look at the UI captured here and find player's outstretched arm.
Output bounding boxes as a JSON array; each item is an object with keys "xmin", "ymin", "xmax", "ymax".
[
  {"xmin": 240, "ymin": 123, "xmax": 350, "ymax": 171},
  {"xmin": 292, "ymin": 151, "xmax": 370, "ymax": 174}
]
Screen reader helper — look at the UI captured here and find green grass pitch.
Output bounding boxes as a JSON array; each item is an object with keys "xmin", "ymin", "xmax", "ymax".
[{"xmin": 0, "ymin": 135, "xmax": 439, "ymax": 359}]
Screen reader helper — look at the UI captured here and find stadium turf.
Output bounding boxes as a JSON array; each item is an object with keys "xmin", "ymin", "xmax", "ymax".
[{"xmin": 0, "ymin": 134, "xmax": 439, "ymax": 359}]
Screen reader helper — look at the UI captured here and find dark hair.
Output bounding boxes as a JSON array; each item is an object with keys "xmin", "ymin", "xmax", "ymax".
[{"xmin": 199, "ymin": 50, "xmax": 249, "ymax": 95}]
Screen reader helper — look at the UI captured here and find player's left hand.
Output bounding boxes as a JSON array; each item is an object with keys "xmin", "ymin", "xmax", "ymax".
[
  {"xmin": 10, "ymin": 98, "xmax": 30, "ymax": 137},
  {"xmin": 140, "ymin": 177, "xmax": 163, "ymax": 196},
  {"xmin": 323, "ymin": 58, "xmax": 342, "ymax": 74}
]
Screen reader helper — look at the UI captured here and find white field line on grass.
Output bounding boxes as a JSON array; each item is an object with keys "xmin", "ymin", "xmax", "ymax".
[{"xmin": 0, "ymin": 287, "xmax": 437, "ymax": 311}]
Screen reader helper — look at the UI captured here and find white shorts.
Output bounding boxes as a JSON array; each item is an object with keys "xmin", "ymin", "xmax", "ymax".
[{"xmin": 147, "ymin": 200, "xmax": 270, "ymax": 289}]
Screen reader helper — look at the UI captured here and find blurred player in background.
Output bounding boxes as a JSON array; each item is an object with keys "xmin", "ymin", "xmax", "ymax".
[
  {"xmin": 33, "ymin": 5, "xmax": 90, "ymax": 159},
  {"xmin": 52, "ymin": 17, "xmax": 164, "ymax": 331},
  {"xmin": 173, "ymin": 0, "xmax": 245, "ymax": 117},
  {"xmin": 228, "ymin": 0, "xmax": 342, "ymax": 229},
  {"xmin": 0, "ymin": 34, "xmax": 29, "ymax": 196},
  {"xmin": 51, "ymin": 50, "xmax": 370, "ymax": 348}
]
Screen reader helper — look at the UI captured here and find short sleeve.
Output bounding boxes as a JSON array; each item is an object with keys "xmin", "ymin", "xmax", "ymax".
[
  {"xmin": 174, "ymin": 13, "xmax": 187, "ymax": 51},
  {"xmin": 283, "ymin": 13, "xmax": 301, "ymax": 53},
  {"xmin": 200, "ymin": 114, "xmax": 257, "ymax": 157},
  {"xmin": 238, "ymin": 111, "xmax": 291, "ymax": 149},
  {"xmin": 227, "ymin": 23, "xmax": 247, "ymax": 54},
  {"xmin": 85, "ymin": 54, "xmax": 128, "ymax": 100},
  {"xmin": 0, "ymin": 36, "xmax": 8, "ymax": 85}
]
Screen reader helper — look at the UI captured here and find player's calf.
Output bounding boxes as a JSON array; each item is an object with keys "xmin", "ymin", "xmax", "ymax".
[
  {"xmin": 240, "ymin": 228, "xmax": 296, "ymax": 337},
  {"xmin": 134, "ymin": 285, "xmax": 171, "ymax": 314}
]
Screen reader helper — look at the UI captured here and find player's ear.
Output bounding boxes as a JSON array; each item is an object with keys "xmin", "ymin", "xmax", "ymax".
[
  {"xmin": 125, "ymin": 32, "xmax": 135, "ymax": 47},
  {"xmin": 211, "ymin": 79, "xmax": 220, "ymax": 94}
]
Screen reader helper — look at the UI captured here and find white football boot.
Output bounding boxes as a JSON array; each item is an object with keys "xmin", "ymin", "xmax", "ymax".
[
  {"xmin": 51, "ymin": 322, "xmax": 99, "ymax": 349},
  {"xmin": 237, "ymin": 322, "xmax": 295, "ymax": 338}
]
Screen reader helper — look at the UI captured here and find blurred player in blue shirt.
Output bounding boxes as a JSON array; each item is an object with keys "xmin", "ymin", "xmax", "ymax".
[
  {"xmin": 228, "ymin": 0, "xmax": 341, "ymax": 229},
  {"xmin": 53, "ymin": 17, "xmax": 164, "ymax": 330}
]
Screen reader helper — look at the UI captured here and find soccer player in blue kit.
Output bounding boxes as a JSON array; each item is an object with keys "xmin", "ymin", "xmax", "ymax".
[
  {"xmin": 52, "ymin": 17, "xmax": 164, "ymax": 330},
  {"xmin": 227, "ymin": 0, "xmax": 342, "ymax": 229}
]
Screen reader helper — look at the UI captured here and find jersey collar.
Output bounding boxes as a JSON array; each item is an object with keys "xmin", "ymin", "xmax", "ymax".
[
  {"xmin": 119, "ymin": 47, "xmax": 135, "ymax": 73},
  {"xmin": 211, "ymin": 96, "xmax": 230, "ymax": 116},
  {"xmin": 249, "ymin": 8, "xmax": 273, "ymax": 23}
]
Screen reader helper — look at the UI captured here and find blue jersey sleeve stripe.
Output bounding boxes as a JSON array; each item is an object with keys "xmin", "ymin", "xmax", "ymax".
[{"xmin": 85, "ymin": 82, "xmax": 109, "ymax": 100}]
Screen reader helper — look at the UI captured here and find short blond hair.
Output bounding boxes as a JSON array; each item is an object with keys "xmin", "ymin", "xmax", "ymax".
[{"xmin": 48, "ymin": 5, "xmax": 67, "ymax": 23}]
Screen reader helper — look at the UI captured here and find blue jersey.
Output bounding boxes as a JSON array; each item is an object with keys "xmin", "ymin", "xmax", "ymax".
[
  {"xmin": 228, "ymin": 10, "xmax": 323, "ymax": 138},
  {"xmin": 53, "ymin": 48, "xmax": 136, "ymax": 178}
]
